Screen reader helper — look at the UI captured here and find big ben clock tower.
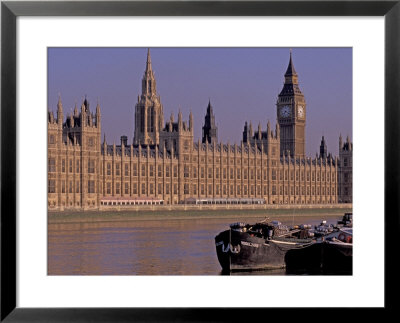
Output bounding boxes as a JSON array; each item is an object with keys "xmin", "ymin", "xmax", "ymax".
[{"xmin": 277, "ymin": 50, "xmax": 306, "ymax": 158}]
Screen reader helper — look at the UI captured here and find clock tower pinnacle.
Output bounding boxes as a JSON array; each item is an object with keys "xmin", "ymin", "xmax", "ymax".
[{"xmin": 276, "ymin": 50, "xmax": 306, "ymax": 158}]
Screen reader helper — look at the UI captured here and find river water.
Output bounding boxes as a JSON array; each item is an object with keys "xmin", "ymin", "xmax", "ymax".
[{"xmin": 48, "ymin": 213, "xmax": 343, "ymax": 275}]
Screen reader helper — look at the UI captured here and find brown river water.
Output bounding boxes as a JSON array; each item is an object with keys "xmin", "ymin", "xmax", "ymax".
[{"xmin": 48, "ymin": 212, "xmax": 344, "ymax": 275}]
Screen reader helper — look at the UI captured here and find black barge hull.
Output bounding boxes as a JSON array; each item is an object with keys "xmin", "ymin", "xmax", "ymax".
[
  {"xmin": 215, "ymin": 229, "xmax": 313, "ymax": 271},
  {"xmin": 285, "ymin": 241, "xmax": 352, "ymax": 275}
]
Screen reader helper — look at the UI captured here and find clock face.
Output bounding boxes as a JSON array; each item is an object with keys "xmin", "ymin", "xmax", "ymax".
[
  {"xmin": 280, "ymin": 105, "xmax": 291, "ymax": 118},
  {"xmin": 298, "ymin": 106, "xmax": 304, "ymax": 118}
]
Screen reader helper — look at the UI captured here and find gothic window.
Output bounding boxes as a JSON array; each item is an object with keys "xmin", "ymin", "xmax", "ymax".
[
  {"xmin": 223, "ymin": 168, "xmax": 227, "ymax": 179},
  {"xmin": 312, "ymin": 172, "xmax": 315, "ymax": 181},
  {"xmin": 133, "ymin": 164, "xmax": 137, "ymax": 176},
  {"xmin": 76, "ymin": 160, "xmax": 80, "ymax": 173},
  {"xmin": 272, "ymin": 170, "xmax": 276, "ymax": 181},
  {"xmin": 148, "ymin": 81, "xmax": 152, "ymax": 93},
  {"xmin": 69, "ymin": 181, "xmax": 73, "ymax": 193},
  {"xmin": 174, "ymin": 184, "xmax": 178, "ymax": 194},
  {"xmin": 272, "ymin": 185, "xmax": 276, "ymax": 195},
  {"xmin": 216, "ymin": 167, "xmax": 219, "ymax": 179},
  {"xmin": 116, "ymin": 183, "xmax": 120, "ymax": 195},
  {"xmin": 208, "ymin": 168, "xmax": 213, "ymax": 179},
  {"xmin": 107, "ymin": 182, "xmax": 111, "ymax": 194},
  {"xmin": 141, "ymin": 165, "xmax": 146, "ymax": 177},
  {"xmin": 125, "ymin": 164, "xmax": 129, "ymax": 176},
  {"xmin": 216, "ymin": 185, "xmax": 220, "ymax": 195},
  {"xmin": 184, "ymin": 184, "xmax": 189, "ymax": 195},
  {"xmin": 116, "ymin": 164, "xmax": 120, "ymax": 176},
  {"xmin": 250, "ymin": 186, "xmax": 254, "ymax": 195},
  {"xmin": 301, "ymin": 172, "xmax": 304, "ymax": 181},
  {"xmin": 193, "ymin": 167, "xmax": 197, "ymax": 178},
  {"xmin": 237, "ymin": 169, "xmax": 241, "ymax": 179},
  {"xmin": 244, "ymin": 169, "xmax": 248, "ymax": 180},
  {"xmin": 257, "ymin": 186, "xmax": 261, "ymax": 195},
  {"xmin": 201, "ymin": 184, "xmax": 204, "ymax": 195},
  {"xmin": 166, "ymin": 166, "xmax": 170, "ymax": 177},
  {"xmin": 133, "ymin": 183, "xmax": 137, "ymax": 194},
  {"xmin": 280, "ymin": 186, "xmax": 283, "ymax": 195},
  {"xmin": 48, "ymin": 158, "xmax": 56, "ymax": 172},
  {"xmin": 200, "ymin": 167, "xmax": 204, "ymax": 178},
  {"xmin": 263, "ymin": 186, "xmax": 267, "ymax": 195},
  {"xmin": 88, "ymin": 181, "xmax": 95, "ymax": 194},
  {"xmin": 166, "ymin": 184, "xmax": 170, "ymax": 194},
  {"xmin": 193, "ymin": 185, "xmax": 197, "ymax": 195},
  {"xmin": 62, "ymin": 159, "xmax": 65, "ymax": 173},
  {"xmin": 174, "ymin": 166, "xmax": 178, "ymax": 178},
  {"xmin": 62, "ymin": 181, "xmax": 65, "ymax": 193},
  {"xmin": 296, "ymin": 171, "xmax": 299, "ymax": 181},
  {"xmin": 76, "ymin": 181, "xmax": 80, "ymax": 193},
  {"xmin": 244, "ymin": 185, "xmax": 247, "ymax": 195},
  {"xmin": 88, "ymin": 137, "xmax": 94, "ymax": 147},
  {"xmin": 48, "ymin": 180, "xmax": 55, "ymax": 193},
  {"xmin": 49, "ymin": 135, "xmax": 55, "ymax": 144},
  {"xmin": 150, "ymin": 183, "xmax": 154, "ymax": 195},
  {"xmin": 88, "ymin": 160, "xmax": 95, "ymax": 174},
  {"xmin": 150, "ymin": 165, "xmax": 154, "ymax": 177},
  {"xmin": 290, "ymin": 171, "xmax": 294, "ymax": 181},
  {"xmin": 184, "ymin": 166, "xmax": 189, "ymax": 178},
  {"xmin": 141, "ymin": 183, "xmax": 146, "ymax": 194},
  {"xmin": 69, "ymin": 159, "xmax": 73, "ymax": 173},
  {"xmin": 125, "ymin": 183, "xmax": 129, "ymax": 195},
  {"xmin": 250, "ymin": 169, "xmax": 254, "ymax": 180},
  {"xmin": 107, "ymin": 163, "xmax": 111, "ymax": 176},
  {"xmin": 158, "ymin": 165, "xmax": 162, "ymax": 177},
  {"xmin": 237, "ymin": 186, "xmax": 241, "ymax": 195},
  {"xmin": 223, "ymin": 185, "xmax": 227, "ymax": 195},
  {"xmin": 158, "ymin": 183, "xmax": 162, "ymax": 195}
]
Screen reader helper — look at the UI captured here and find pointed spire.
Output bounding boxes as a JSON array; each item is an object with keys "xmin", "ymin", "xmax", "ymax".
[
  {"xmin": 146, "ymin": 48, "xmax": 152, "ymax": 73},
  {"xmin": 285, "ymin": 49, "xmax": 297, "ymax": 77},
  {"xmin": 57, "ymin": 93, "xmax": 63, "ymax": 110},
  {"xmin": 189, "ymin": 110, "xmax": 193, "ymax": 131}
]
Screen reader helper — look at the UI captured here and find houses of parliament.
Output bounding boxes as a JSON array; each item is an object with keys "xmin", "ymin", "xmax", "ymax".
[{"xmin": 47, "ymin": 50, "xmax": 353, "ymax": 210}]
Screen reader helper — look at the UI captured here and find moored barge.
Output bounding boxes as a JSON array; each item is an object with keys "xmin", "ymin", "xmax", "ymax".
[{"xmin": 215, "ymin": 220, "xmax": 314, "ymax": 272}]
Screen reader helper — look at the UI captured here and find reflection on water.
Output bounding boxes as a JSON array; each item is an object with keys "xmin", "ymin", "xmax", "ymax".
[{"xmin": 48, "ymin": 214, "xmax": 342, "ymax": 275}]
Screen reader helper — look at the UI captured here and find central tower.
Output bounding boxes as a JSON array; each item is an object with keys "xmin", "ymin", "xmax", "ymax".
[
  {"xmin": 276, "ymin": 51, "xmax": 306, "ymax": 158},
  {"xmin": 134, "ymin": 49, "xmax": 164, "ymax": 145}
]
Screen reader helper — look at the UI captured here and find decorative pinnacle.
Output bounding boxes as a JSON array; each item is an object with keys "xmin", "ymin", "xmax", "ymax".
[{"xmin": 146, "ymin": 48, "xmax": 152, "ymax": 72}]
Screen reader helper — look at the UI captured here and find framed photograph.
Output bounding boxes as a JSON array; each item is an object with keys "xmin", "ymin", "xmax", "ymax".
[{"xmin": 1, "ymin": 0, "xmax": 398, "ymax": 321}]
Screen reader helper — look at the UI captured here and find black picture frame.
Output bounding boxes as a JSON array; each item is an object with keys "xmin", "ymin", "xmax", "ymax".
[{"xmin": 1, "ymin": 1, "xmax": 398, "ymax": 321}]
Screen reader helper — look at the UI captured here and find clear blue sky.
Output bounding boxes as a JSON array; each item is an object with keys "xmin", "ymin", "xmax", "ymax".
[{"xmin": 48, "ymin": 47, "xmax": 352, "ymax": 156}]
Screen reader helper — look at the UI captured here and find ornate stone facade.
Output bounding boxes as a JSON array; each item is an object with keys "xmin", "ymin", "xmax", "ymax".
[{"xmin": 47, "ymin": 50, "xmax": 352, "ymax": 210}]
